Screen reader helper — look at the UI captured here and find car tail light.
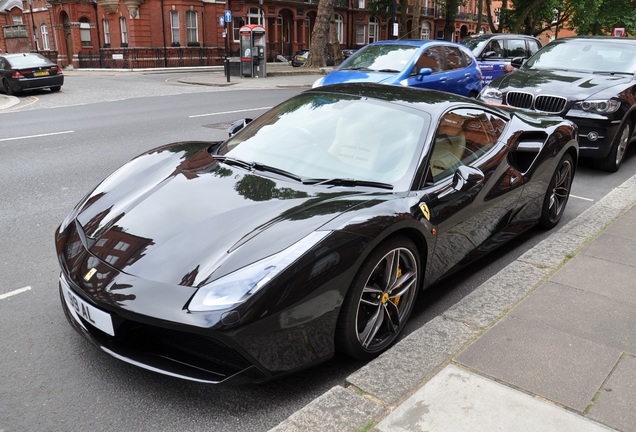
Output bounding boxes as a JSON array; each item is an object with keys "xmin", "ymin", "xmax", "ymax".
[
  {"xmin": 51, "ymin": 66, "xmax": 62, "ymax": 74},
  {"xmin": 11, "ymin": 71, "xmax": 26, "ymax": 78}
]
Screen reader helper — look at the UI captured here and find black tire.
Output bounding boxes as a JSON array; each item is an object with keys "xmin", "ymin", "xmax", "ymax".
[
  {"xmin": 336, "ymin": 236, "xmax": 420, "ymax": 360},
  {"xmin": 539, "ymin": 153, "xmax": 574, "ymax": 229},
  {"xmin": 596, "ymin": 121, "xmax": 631, "ymax": 172},
  {"xmin": 3, "ymin": 79, "xmax": 15, "ymax": 96},
  {"xmin": 50, "ymin": 86, "xmax": 61, "ymax": 92}
]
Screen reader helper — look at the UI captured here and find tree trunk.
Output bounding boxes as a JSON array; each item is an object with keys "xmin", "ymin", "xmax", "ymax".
[
  {"xmin": 412, "ymin": 0, "xmax": 422, "ymax": 39},
  {"xmin": 444, "ymin": 0, "xmax": 459, "ymax": 41},
  {"xmin": 304, "ymin": 0, "xmax": 335, "ymax": 68}
]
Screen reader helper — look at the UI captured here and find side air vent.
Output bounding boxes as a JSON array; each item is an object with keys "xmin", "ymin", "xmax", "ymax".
[{"xmin": 508, "ymin": 131, "xmax": 548, "ymax": 173}]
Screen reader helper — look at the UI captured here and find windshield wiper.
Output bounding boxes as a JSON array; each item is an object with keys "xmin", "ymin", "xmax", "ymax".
[
  {"xmin": 214, "ymin": 156, "xmax": 303, "ymax": 182},
  {"xmin": 303, "ymin": 178, "xmax": 393, "ymax": 190},
  {"xmin": 592, "ymin": 70, "xmax": 633, "ymax": 76},
  {"xmin": 377, "ymin": 68, "xmax": 401, "ymax": 73},
  {"xmin": 341, "ymin": 66, "xmax": 373, "ymax": 71}
]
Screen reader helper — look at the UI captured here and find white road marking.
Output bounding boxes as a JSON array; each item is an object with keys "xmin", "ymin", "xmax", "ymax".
[
  {"xmin": 0, "ymin": 286, "xmax": 32, "ymax": 300},
  {"xmin": 570, "ymin": 194, "xmax": 595, "ymax": 202},
  {"xmin": 0, "ymin": 131, "xmax": 74, "ymax": 142},
  {"xmin": 189, "ymin": 106, "xmax": 272, "ymax": 118}
]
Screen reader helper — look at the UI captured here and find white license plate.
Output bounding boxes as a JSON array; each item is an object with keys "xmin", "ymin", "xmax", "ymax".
[{"xmin": 61, "ymin": 277, "xmax": 115, "ymax": 336}]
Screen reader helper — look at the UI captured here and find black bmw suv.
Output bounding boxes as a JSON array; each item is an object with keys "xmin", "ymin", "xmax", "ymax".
[{"xmin": 480, "ymin": 36, "xmax": 636, "ymax": 172}]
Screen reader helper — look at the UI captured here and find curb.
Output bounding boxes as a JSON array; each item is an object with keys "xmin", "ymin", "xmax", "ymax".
[{"xmin": 270, "ymin": 174, "xmax": 636, "ymax": 432}]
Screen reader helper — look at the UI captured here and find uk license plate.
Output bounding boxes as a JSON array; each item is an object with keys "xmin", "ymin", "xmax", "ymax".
[
  {"xmin": 61, "ymin": 277, "xmax": 115, "ymax": 336},
  {"xmin": 35, "ymin": 70, "xmax": 49, "ymax": 77}
]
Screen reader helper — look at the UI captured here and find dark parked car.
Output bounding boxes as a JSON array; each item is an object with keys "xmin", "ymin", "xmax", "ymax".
[
  {"xmin": 56, "ymin": 84, "xmax": 577, "ymax": 384},
  {"xmin": 461, "ymin": 33, "xmax": 542, "ymax": 85},
  {"xmin": 480, "ymin": 36, "xmax": 636, "ymax": 172},
  {"xmin": 313, "ymin": 40, "xmax": 483, "ymax": 97},
  {"xmin": 0, "ymin": 52, "xmax": 64, "ymax": 95}
]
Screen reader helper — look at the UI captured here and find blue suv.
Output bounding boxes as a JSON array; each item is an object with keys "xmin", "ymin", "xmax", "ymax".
[{"xmin": 461, "ymin": 34, "xmax": 542, "ymax": 86}]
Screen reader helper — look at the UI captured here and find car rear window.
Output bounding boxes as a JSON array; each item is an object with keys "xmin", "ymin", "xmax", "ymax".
[{"xmin": 7, "ymin": 55, "xmax": 52, "ymax": 69}]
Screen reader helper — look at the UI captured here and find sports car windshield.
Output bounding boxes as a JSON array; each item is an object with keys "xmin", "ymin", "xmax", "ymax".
[
  {"xmin": 217, "ymin": 92, "xmax": 430, "ymax": 189},
  {"xmin": 525, "ymin": 40, "xmax": 636, "ymax": 74},
  {"xmin": 338, "ymin": 44, "xmax": 418, "ymax": 72}
]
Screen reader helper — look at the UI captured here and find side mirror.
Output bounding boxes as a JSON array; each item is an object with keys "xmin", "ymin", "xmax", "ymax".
[
  {"xmin": 227, "ymin": 118, "xmax": 253, "ymax": 137},
  {"xmin": 483, "ymin": 50, "xmax": 497, "ymax": 59},
  {"xmin": 510, "ymin": 57, "xmax": 524, "ymax": 69},
  {"xmin": 452, "ymin": 165, "xmax": 484, "ymax": 192},
  {"xmin": 416, "ymin": 67, "xmax": 433, "ymax": 81}
]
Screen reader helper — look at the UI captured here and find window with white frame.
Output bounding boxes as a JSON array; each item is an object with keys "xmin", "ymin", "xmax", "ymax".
[
  {"xmin": 80, "ymin": 18, "xmax": 92, "ymax": 47},
  {"xmin": 12, "ymin": 15, "xmax": 23, "ymax": 25},
  {"xmin": 358, "ymin": 0, "xmax": 365, "ymax": 8},
  {"xmin": 40, "ymin": 24, "xmax": 50, "ymax": 50},
  {"xmin": 495, "ymin": 8, "xmax": 500, "ymax": 24},
  {"xmin": 120, "ymin": 17, "xmax": 128, "ymax": 45},
  {"xmin": 356, "ymin": 24, "xmax": 365, "ymax": 45},
  {"xmin": 421, "ymin": 21, "xmax": 430, "ymax": 40},
  {"xmin": 247, "ymin": 7, "xmax": 264, "ymax": 26},
  {"xmin": 186, "ymin": 10, "xmax": 198, "ymax": 44},
  {"xmin": 103, "ymin": 19, "xmax": 110, "ymax": 45},
  {"xmin": 170, "ymin": 10, "xmax": 180, "ymax": 45},
  {"xmin": 335, "ymin": 14, "xmax": 343, "ymax": 43},
  {"xmin": 368, "ymin": 17, "xmax": 378, "ymax": 44}
]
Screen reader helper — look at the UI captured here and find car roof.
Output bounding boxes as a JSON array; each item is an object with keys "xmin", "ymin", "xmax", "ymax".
[
  {"xmin": 462, "ymin": 33, "xmax": 539, "ymax": 42},
  {"xmin": 555, "ymin": 36, "xmax": 636, "ymax": 45},
  {"xmin": 369, "ymin": 39, "xmax": 462, "ymax": 47}
]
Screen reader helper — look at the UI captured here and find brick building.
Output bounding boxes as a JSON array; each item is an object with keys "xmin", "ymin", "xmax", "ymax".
[{"xmin": 2, "ymin": 0, "xmax": 486, "ymax": 69}]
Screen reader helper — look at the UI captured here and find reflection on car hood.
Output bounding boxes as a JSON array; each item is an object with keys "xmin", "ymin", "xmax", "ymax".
[
  {"xmin": 321, "ymin": 70, "xmax": 398, "ymax": 85},
  {"xmin": 494, "ymin": 68, "xmax": 631, "ymax": 100},
  {"xmin": 74, "ymin": 142, "xmax": 377, "ymax": 287}
]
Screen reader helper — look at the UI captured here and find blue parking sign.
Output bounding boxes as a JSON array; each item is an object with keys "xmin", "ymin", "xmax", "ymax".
[{"xmin": 224, "ymin": 10, "xmax": 232, "ymax": 23}]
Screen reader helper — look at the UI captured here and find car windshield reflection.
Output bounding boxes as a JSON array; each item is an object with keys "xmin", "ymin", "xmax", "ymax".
[
  {"xmin": 526, "ymin": 41, "xmax": 636, "ymax": 74},
  {"xmin": 217, "ymin": 92, "xmax": 430, "ymax": 189}
]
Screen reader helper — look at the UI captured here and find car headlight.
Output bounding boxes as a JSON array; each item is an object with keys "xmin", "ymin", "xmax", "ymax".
[
  {"xmin": 571, "ymin": 99, "xmax": 621, "ymax": 114},
  {"xmin": 479, "ymin": 87, "xmax": 503, "ymax": 104},
  {"xmin": 312, "ymin": 77, "xmax": 324, "ymax": 88},
  {"xmin": 187, "ymin": 231, "xmax": 330, "ymax": 311}
]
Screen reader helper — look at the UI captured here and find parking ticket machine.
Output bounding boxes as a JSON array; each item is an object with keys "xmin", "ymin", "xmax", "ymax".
[{"xmin": 240, "ymin": 24, "xmax": 266, "ymax": 78}]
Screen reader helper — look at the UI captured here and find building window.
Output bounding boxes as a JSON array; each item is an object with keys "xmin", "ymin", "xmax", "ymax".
[
  {"xmin": 186, "ymin": 10, "xmax": 198, "ymax": 45},
  {"xmin": 40, "ymin": 24, "xmax": 50, "ymax": 50},
  {"xmin": 80, "ymin": 18, "xmax": 91, "ymax": 47},
  {"xmin": 335, "ymin": 14, "xmax": 343, "ymax": 43},
  {"xmin": 358, "ymin": 0, "xmax": 365, "ymax": 8},
  {"xmin": 12, "ymin": 15, "xmax": 23, "ymax": 25},
  {"xmin": 247, "ymin": 7, "xmax": 264, "ymax": 26},
  {"xmin": 233, "ymin": 17, "xmax": 241, "ymax": 42},
  {"xmin": 356, "ymin": 24, "xmax": 365, "ymax": 45},
  {"xmin": 495, "ymin": 8, "xmax": 500, "ymax": 24},
  {"xmin": 120, "ymin": 17, "xmax": 128, "ymax": 46},
  {"xmin": 103, "ymin": 19, "xmax": 110, "ymax": 46},
  {"xmin": 421, "ymin": 22, "xmax": 430, "ymax": 40},
  {"xmin": 170, "ymin": 10, "xmax": 180, "ymax": 46},
  {"xmin": 368, "ymin": 17, "xmax": 378, "ymax": 44},
  {"xmin": 277, "ymin": 14, "xmax": 283, "ymax": 26}
]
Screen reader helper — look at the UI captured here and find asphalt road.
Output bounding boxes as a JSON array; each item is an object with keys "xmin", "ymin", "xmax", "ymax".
[{"xmin": 1, "ymin": 72, "xmax": 635, "ymax": 431}]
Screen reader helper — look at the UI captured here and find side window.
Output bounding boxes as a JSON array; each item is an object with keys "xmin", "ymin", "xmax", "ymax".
[
  {"xmin": 415, "ymin": 46, "xmax": 443, "ymax": 74},
  {"xmin": 505, "ymin": 39, "xmax": 528, "ymax": 58},
  {"xmin": 429, "ymin": 109, "xmax": 506, "ymax": 182},
  {"xmin": 527, "ymin": 40, "xmax": 541, "ymax": 56},
  {"xmin": 444, "ymin": 46, "xmax": 466, "ymax": 70},
  {"xmin": 485, "ymin": 39, "xmax": 503, "ymax": 58}
]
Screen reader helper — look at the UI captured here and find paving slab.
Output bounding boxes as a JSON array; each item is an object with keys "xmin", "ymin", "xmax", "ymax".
[
  {"xmin": 588, "ymin": 354, "xmax": 636, "ymax": 432},
  {"xmin": 455, "ymin": 315, "xmax": 622, "ymax": 412},
  {"xmin": 550, "ymin": 254, "xmax": 636, "ymax": 305},
  {"xmin": 374, "ymin": 365, "xmax": 615, "ymax": 432},
  {"xmin": 580, "ymin": 232, "xmax": 636, "ymax": 268}
]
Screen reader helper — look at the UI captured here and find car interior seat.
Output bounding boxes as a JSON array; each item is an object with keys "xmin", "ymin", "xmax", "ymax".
[{"xmin": 430, "ymin": 132, "xmax": 466, "ymax": 180}]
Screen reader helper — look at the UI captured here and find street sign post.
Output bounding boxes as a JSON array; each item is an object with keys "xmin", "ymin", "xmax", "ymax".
[{"xmin": 223, "ymin": 10, "xmax": 232, "ymax": 83}]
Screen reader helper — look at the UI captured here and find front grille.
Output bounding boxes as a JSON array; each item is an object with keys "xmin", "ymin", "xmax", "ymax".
[
  {"xmin": 505, "ymin": 91, "xmax": 567, "ymax": 114},
  {"xmin": 535, "ymin": 95, "xmax": 567, "ymax": 113},
  {"xmin": 506, "ymin": 91, "xmax": 534, "ymax": 109}
]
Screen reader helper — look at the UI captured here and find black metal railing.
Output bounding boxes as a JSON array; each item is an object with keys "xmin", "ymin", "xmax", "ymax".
[{"xmin": 78, "ymin": 47, "xmax": 224, "ymax": 69}]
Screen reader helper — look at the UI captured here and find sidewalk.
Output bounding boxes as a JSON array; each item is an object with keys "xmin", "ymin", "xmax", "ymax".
[{"xmin": 272, "ymin": 174, "xmax": 636, "ymax": 431}]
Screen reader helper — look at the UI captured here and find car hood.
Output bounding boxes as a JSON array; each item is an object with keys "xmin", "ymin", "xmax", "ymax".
[
  {"xmin": 321, "ymin": 70, "xmax": 398, "ymax": 85},
  {"xmin": 493, "ymin": 68, "xmax": 631, "ymax": 100},
  {"xmin": 70, "ymin": 142, "xmax": 380, "ymax": 288}
]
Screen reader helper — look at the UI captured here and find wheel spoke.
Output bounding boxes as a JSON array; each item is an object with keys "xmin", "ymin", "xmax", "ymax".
[{"xmin": 359, "ymin": 304, "xmax": 384, "ymax": 348}]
